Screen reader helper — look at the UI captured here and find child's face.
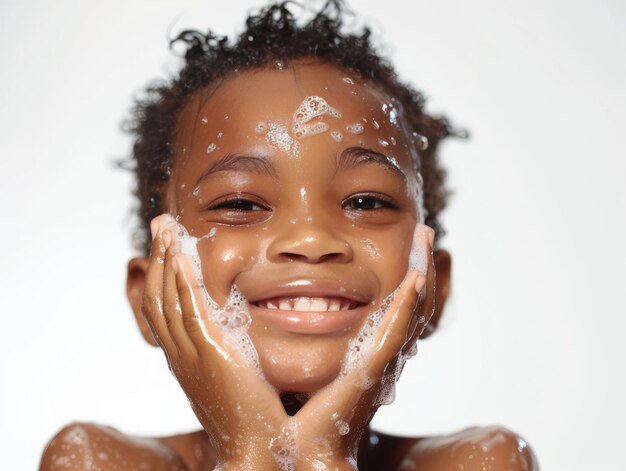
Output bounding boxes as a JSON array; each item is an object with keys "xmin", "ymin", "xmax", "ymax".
[{"xmin": 164, "ymin": 60, "xmax": 422, "ymax": 393}]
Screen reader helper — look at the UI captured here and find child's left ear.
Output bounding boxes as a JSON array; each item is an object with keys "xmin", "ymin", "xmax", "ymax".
[
  {"xmin": 420, "ymin": 249, "xmax": 452, "ymax": 339},
  {"xmin": 126, "ymin": 257, "xmax": 159, "ymax": 347}
]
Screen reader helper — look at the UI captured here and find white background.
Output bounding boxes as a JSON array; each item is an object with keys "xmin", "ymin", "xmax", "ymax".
[{"xmin": 1, "ymin": 0, "xmax": 625, "ymax": 469}]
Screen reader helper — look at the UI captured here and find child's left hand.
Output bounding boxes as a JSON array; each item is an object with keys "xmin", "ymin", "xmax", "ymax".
[
  {"xmin": 143, "ymin": 215, "xmax": 434, "ymax": 470},
  {"xmin": 288, "ymin": 228, "xmax": 434, "ymax": 469}
]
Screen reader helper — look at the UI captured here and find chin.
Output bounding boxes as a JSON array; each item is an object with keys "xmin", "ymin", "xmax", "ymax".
[
  {"xmin": 256, "ymin": 342, "xmax": 345, "ymax": 393},
  {"xmin": 263, "ymin": 362, "xmax": 340, "ymax": 393}
]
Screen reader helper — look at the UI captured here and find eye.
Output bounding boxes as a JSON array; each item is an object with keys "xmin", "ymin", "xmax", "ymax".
[
  {"xmin": 202, "ymin": 195, "xmax": 272, "ymax": 225},
  {"xmin": 343, "ymin": 194, "xmax": 397, "ymax": 211},
  {"xmin": 211, "ymin": 198, "xmax": 266, "ymax": 211}
]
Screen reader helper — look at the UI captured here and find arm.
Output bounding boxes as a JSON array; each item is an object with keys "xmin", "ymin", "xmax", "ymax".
[
  {"xmin": 39, "ymin": 422, "xmax": 188, "ymax": 471},
  {"xmin": 398, "ymin": 426, "xmax": 538, "ymax": 471}
]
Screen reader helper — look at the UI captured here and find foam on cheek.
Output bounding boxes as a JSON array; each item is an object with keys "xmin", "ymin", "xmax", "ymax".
[
  {"xmin": 161, "ymin": 215, "xmax": 261, "ymax": 371},
  {"xmin": 360, "ymin": 239, "xmax": 381, "ymax": 259},
  {"xmin": 341, "ymin": 224, "xmax": 430, "ymax": 401},
  {"xmin": 409, "ymin": 225, "xmax": 431, "ymax": 275}
]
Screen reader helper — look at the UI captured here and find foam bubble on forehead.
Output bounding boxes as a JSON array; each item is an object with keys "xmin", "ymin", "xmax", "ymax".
[{"xmin": 291, "ymin": 95, "xmax": 342, "ymax": 139}]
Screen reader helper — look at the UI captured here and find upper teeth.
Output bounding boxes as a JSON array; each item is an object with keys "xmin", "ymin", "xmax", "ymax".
[{"xmin": 255, "ymin": 297, "xmax": 357, "ymax": 311}]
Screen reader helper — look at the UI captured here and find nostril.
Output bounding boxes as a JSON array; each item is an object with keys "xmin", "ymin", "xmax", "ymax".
[{"xmin": 266, "ymin": 230, "xmax": 353, "ymax": 264}]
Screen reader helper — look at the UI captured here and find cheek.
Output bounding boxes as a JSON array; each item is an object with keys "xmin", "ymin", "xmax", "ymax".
[
  {"xmin": 358, "ymin": 232, "xmax": 414, "ymax": 292},
  {"xmin": 194, "ymin": 228, "xmax": 265, "ymax": 302}
]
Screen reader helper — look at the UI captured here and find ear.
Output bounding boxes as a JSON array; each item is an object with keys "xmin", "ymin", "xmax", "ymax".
[
  {"xmin": 127, "ymin": 257, "xmax": 159, "ymax": 347},
  {"xmin": 420, "ymin": 249, "xmax": 451, "ymax": 339}
]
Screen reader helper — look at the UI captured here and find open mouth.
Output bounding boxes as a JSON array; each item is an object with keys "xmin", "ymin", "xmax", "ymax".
[{"xmin": 253, "ymin": 296, "xmax": 362, "ymax": 312}]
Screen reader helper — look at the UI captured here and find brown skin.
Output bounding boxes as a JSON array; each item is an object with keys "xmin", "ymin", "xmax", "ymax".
[{"xmin": 40, "ymin": 61, "xmax": 537, "ymax": 470}]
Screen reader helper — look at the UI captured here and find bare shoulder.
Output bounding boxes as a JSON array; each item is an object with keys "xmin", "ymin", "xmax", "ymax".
[
  {"xmin": 39, "ymin": 422, "xmax": 210, "ymax": 471},
  {"xmin": 398, "ymin": 425, "xmax": 538, "ymax": 471}
]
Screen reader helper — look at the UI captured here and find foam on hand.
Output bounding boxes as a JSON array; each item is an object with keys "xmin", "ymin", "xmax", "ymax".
[
  {"xmin": 341, "ymin": 223, "xmax": 431, "ymax": 404},
  {"xmin": 161, "ymin": 214, "xmax": 261, "ymax": 371}
]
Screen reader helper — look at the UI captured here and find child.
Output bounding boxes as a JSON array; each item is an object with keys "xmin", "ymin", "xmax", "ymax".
[{"xmin": 40, "ymin": 1, "xmax": 537, "ymax": 469}]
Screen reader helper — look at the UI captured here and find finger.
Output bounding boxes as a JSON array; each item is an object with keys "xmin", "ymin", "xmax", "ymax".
[
  {"xmin": 162, "ymin": 230, "xmax": 197, "ymax": 357},
  {"xmin": 142, "ymin": 216, "xmax": 175, "ymax": 353},
  {"xmin": 173, "ymin": 253, "xmax": 226, "ymax": 357},
  {"xmin": 417, "ymin": 232, "xmax": 437, "ymax": 338},
  {"xmin": 368, "ymin": 271, "xmax": 426, "ymax": 376},
  {"xmin": 405, "ymin": 232, "xmax": 436, "ymax": 348},
  {"xmin": 298, "ymin": 272, "xmax": 425, "ymax": 433}
]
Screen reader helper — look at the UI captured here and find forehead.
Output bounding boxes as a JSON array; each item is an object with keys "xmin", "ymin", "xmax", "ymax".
[
  {"xmin": 197, "ymin": 61, "xmax": 388, "ymax": 123},
  {"xmin": 174, "ymin": 60, "xmax": 418, "ymax": 176}
]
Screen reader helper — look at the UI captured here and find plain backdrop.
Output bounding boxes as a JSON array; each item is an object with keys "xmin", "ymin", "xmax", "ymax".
[{"xmin": 1, "ymin": 0, "xmax": 625, "ymax": 469}]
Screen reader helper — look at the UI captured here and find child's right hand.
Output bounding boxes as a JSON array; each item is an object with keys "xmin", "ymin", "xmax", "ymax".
[
  {"xmin": 141, "ymin": 214, "xmax": 432, "ymax": 470},
  {"xmin": 143, "ymin": 215, "xmax": 285, "ymax": 469}
]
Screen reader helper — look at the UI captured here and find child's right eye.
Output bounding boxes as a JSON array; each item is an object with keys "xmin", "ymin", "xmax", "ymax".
[{"xmin": 210, "ymin": 199, "xmax": 266, "ymax": 211}]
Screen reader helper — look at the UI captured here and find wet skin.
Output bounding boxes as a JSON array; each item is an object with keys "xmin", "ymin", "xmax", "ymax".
[
  {"xmin": 161, "ymin": 60, "xmax": 427, "ymax": 393},
  {"xmin": 40, "ymin": 60, "xmax": 537, "ymax": 470}
]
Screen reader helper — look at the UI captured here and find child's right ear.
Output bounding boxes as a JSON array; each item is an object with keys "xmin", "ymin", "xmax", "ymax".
[{"xmin": 126, "ymin": 258, "xmax": 159, "ymax": 347}]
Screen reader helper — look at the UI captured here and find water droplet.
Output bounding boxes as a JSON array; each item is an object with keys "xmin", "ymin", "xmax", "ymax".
[
  {"xmin": 255, "ymin": 122, "xmax": 267, "ymax": 134},
  {"xmin": 390, "ymin": 111, "xmax": 398, "ymax": 126},
  {"xmin": 200, "ymin": 117, "xmax": 208, "ymax": 125},
  {"xmin": 206, "ymin": 143, "xmax": 217, "ymax": 153},
  {"xmin": 413, "ymin": 132, "xmax": 429, "ymax": 150}
]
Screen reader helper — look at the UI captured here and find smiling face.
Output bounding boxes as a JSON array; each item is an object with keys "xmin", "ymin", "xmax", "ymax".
[{"xmin": 160, "ymin": 60, "xmax": 423, "ymax": 392}]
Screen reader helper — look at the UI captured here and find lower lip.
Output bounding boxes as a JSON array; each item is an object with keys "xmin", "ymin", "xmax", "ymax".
[{"xmin": 249, "ymin": 304, "xmax": 365, "ymax": 335}]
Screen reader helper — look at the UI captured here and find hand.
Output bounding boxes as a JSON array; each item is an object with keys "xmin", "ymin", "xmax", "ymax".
[
  {"xmin": 142, "ymin": 214, "xmax": 434, "ymax": 470},
  {"xmin": 142, "ymin": 215, "xmax": 284, "ymax": 469},
  {"xmin": 288, "ymin": 226, "xmax": 434, "ymax": 470}
]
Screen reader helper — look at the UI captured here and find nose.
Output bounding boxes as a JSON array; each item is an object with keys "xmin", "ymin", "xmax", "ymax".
[{"xmin": 266, "ymin": 218, "xmax": 353, "ymax": 264}]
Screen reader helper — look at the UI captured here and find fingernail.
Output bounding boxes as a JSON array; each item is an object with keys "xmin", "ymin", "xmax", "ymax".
[
  {"xmin": 151, "ymin": 220, "xmax": 161, "ymax": 241},
  {"xmin": 415, "ymin": 274, "xmax": 426, "ymax": 293},
  {"xmin": 162, "ymin": 229, "xmax": 172, "ymax": 248},
  {"xmin": 172, "ymin": 257, "xmax": 180, "ymax": 274},
  {"xmin": 427, "ymin": 227, "xmax": 435, "ymax": 248}
]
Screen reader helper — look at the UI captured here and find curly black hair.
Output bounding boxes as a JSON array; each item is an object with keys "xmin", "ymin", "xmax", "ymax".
[{"xmin": 127, "ymin": 0, "xmax": 460, "ymax": 255}]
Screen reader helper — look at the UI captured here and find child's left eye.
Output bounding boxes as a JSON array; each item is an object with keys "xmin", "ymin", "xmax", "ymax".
[
  {"xmin": 343, "ymin": 195, "xmax": 396, "ymax": 211},
  {"xmin": 201, "ymin": 195, "xmax": 272, "ymax": 225}
]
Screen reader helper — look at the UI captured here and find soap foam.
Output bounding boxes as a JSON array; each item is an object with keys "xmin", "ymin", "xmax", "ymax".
[
  {"xmin": 340, "ymin": 223, "xmax": 430, "ymax": 406},
  {"xmin": 345, "ymin": 123, "xmax": 364, "ymax": 134},
  {"xmin": 164, "ymin": 215, "xmax": 261, "ymax": 371},
  {"xmin": 269, "ymin": 420, "xmax": 299, "ymax": 471},
  {"xmin": 161, "ymin": 214, "xmax": 431, "ymax": 463},
  {"xmin": 292, "ymin": 96, "xmax": 342, "ymax": 139}
]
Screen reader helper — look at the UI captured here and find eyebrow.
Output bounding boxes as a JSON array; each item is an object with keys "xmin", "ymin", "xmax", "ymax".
[
  {"xmin": 194, "ymin": 146, "xmax": 407, "ymax": 187},
  {"xmin": 195, "ymin": 153, "xmax": 279, "ymax": 187},
  {"xmin": 336, "ymin": 146, "xmax": 407, "ymax": 181}
]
